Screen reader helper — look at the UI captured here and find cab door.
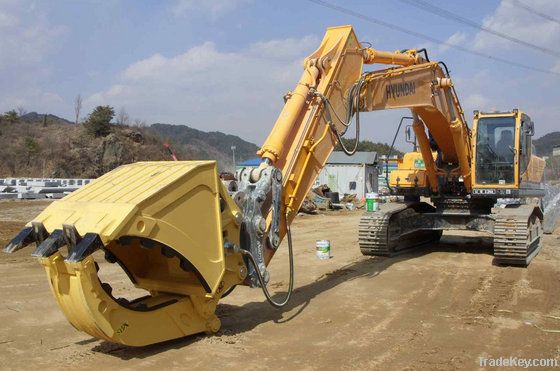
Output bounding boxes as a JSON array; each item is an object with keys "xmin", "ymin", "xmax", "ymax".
[
  {"xmin": 518, "ymin": 115, "xmax": 534, "ymax": 182},
  {"xmin": 473, "ymin": 114, "xmax": 517, "ymax": 187}
]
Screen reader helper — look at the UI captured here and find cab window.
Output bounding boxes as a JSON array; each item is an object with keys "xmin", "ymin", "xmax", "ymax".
[{"xmin": 475, "ymin": 116, "xmax": 515, "ymax": 185}]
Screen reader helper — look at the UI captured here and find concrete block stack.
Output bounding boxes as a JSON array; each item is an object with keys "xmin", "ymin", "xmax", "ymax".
[{"xmin": 0, "ymin": 178, "xmax": 93, "ymax": 200}]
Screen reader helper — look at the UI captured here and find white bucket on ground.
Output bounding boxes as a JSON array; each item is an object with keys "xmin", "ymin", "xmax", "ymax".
[{"xmin": 316, "ymin": 240, "xmax": 331, "ymax": 260}]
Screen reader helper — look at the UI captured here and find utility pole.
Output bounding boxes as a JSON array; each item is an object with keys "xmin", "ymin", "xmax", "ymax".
[
  {"xmin": 74, "ymin": 94, "xmax": 82, "ymax": 125},
  {"xmin": 231, "ymin": 145, "xmax": 236, "ymax": 172}
]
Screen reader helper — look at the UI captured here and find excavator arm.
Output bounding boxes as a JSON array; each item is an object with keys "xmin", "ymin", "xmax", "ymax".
[
  {"xmin": 359, "ymin": 61, "xmax": 472, "ymax": 193},
  {"xmin": 4, "ymin": 25, "xmax": 475, "ymax": 346},
  {"xmin": 254, "ymin": 27, "xmax": 472, "ymax": 268}
]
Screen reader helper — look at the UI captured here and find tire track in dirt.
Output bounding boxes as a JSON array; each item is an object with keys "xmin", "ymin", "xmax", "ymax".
[{"xmin": 354, "ymin": 247, "xmax": 469, "ymax": 368}]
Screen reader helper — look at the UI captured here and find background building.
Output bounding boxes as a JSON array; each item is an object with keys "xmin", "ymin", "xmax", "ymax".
[
  {"xmin": 238, "ymin": 152, "xmax": 381, "ymax": 200},
  {"xmin": 314, "ymin": 151, "xmax": 379, "ymax": 200},
  {"xmin": 236, "ymin": 158, "xmax": 261, "ymax": 171}
]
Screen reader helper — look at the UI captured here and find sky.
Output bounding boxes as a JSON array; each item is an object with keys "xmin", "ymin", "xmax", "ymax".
[{"xmin": 1, "ymin": 0, "xmax": 559, "ymax": 151}]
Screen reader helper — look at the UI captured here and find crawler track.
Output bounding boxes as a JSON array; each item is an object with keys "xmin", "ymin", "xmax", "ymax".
[
  {"xmin": 358, "ymin": 206, "xmax": 398, "ymax": 256},
  {"xmin": 358, "ymin": 203, "xmax": 441, "ymax": 256},
  {"xmin": 493, "ymin": 205, "xmax": 543, "ymax": 266}
]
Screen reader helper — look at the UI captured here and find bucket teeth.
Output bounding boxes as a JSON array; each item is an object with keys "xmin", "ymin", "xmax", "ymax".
[
  {"xmin": 32, "ymin": 222, "xmax": 49, "ymax": 245},
  {"xmin": 66, "ymin": 233, "xmax": 104, "ymax": 263},
  {"xmin": 62, "ymin": 224, "xmax": 81, "ymax": 250},
  {"xmin": 4, "ymin": 222, "xmax": 48, "ymax": 253},
  {"xmin": 6, "ymin": 223, "xmax": 103, "ymax": 261},
  {"xmin": 32, "ymin": 229, "xmax": 65, "ymax": 258},
  {"xmin": 4, "ymin": 227, "xmax": 34, "ymax": 253}
]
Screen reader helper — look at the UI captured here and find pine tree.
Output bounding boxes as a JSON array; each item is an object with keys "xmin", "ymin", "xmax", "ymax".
[{"xmin": 84, "ymin": 105, "xmax": 115, "ymax": 137}]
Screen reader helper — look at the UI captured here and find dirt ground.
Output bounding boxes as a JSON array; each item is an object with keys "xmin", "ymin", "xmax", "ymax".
[{"xmin": 0, "ymin": 200, "xmax": 559, "ymax": 370}]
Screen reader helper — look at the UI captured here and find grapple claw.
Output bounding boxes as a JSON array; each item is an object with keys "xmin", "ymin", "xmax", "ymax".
[
  {"xmin": 5, "ymin": 161, "xmax": 245, "ymax": 346},
  {"xmin": 4, "ymin": 227, "xmax": 34, "ymax": 253},
  {"xmin": 66, "ymin": 233, "xmax": 104, "ymax": 262},
  {"xmin": 62, "ymin": 224, "xmax": 81, "ymax": 249},
  {"xmin": 5, "ymin": 222, "xmax": 48, "ymax": 253},
  {"xmin": 32, "ymin": 229, "xmax": 65, "ymax": 258}
]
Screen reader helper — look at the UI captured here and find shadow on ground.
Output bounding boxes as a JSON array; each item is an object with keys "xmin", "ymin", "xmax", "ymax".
[{"xmin": 89, "ymin": 234, "xmax": 494, "ymax": 360}]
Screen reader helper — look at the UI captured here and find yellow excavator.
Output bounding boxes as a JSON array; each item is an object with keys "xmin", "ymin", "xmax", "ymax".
[{"xmin": 4, "ymin": 25, "xmax": 545, "ymax": 346}]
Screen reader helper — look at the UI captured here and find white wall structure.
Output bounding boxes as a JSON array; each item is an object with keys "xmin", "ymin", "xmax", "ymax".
[
  {"xmin": 314, "ymin": 152, "xmax": 379, "ymax": 200},
  {"xmin": 0, "ymin": 178, "xmax": 93, "ymax": 200}
]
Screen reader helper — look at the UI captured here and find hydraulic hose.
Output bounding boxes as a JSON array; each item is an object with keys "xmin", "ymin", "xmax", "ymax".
[
  {"xmin": 417, "ymin": 48, "xmax": 430, "ymax": 62},
  {"xmin": 314, "ymin": 77, "xmax": 366, "ymax": 156},
  {"xmin": 240, "ymin": 213, "xmax": 294, "ymax": 308},
  {"xmin": 385, "ymin": 116, "xmax": 413, "ymax": 193},
  {"xmin": 220, "ymin": 284, "xmax": 236, "ymax": 298}
]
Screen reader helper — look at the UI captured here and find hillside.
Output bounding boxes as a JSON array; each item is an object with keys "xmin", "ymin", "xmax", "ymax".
[
  {"xmin": 0, "ymin": 113, "xmax": 259, "ymax": 178},
  {"xmin": 20, "ymin": 112, "xmax": 73, "ymax": 126},
  {"xmin": 534, "ymin": 131, "xmax": 560, "ymax": 157},
  {"xmin": 341, "ymin": 133, "xmax": 559, "ymax": 159},
  {"xmin": 336, "ymin": 138, "xmax": 404, "ymax": 157},
  {"xmin": 149, "ymin": 123, "xmax": 259, "ymax": 169},
  {"xmin": 0, "ymin": 116, "xmax": 170, "ymax": 178},
  {"xmin": 7, "ymin": 111, "xmax": 555, "ymax": 179}
]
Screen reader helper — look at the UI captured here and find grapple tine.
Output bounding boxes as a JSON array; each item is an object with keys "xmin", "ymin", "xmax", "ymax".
[
  {"xmin": 31, "ymin": 222, "xmax": 49, "ymax": 244},
  {"xmin": 32, "ymin": 229, "xmax": 65, "ymax": 258},
  {"xmin": 4, "ymin": 222, "xmax": 48, "ymax": 253},
  {"xmin": 4, "ymin": 227, "xmax": 34, "ymax": 253},
  {"xmin": 66, "ymin": 233, "xmax": 104, "ymax": 262},
  {"xmin": 62, "ymin": 224, "xmax": 81, "ymax": 250}
]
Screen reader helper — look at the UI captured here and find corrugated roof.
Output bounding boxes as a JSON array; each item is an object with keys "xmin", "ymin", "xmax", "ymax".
[
  {"xmin": 327, "ymin": 151, "xmax": 377, "ymax": 165},
  {"xmin": 238, "ymin": 158, "xmax": 262, "ymax": 166},
  {"xmin": 237, "ymin": 152, "xmax": 378, "ymax": 166}
]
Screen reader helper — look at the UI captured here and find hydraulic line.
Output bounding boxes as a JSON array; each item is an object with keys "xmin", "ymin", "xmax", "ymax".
[
  {"xmin": 220, "ymin": 284, "xmax": 236, "ymax": 298},
  {"xmin": 385, "ymin": 116, "xmax": 413, "ymax": 193},
  {"xmin": 240, "ymin": 213, "xmax": 294, "ymax": 308},
  {"xmin": 417, "ymin": 48, "xmax": 430, "ymax": 62},
  {"xmin": 314, "ymin": 77, "xmax": 366, "ymax": 156}
]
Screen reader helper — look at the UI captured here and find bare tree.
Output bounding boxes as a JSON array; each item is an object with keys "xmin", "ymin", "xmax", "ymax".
[
  {"xmin": 74, "ymin": 94, "xmax": 82, "ymax": 125},
  {"xmin": 17, "ymin": 106, "xmax": 27, "ymax": 117},
  {"xmin": 117, "ymin": 106, "xmax": 130, "ymax": 125},
  {"xmin": 133, "ymin": 118, "xmax": 146, "ymax": 127}
]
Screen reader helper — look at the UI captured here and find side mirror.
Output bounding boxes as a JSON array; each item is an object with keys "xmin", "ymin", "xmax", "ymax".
[
  {"xmin": 405, "ymin": 125, "xmax": 415, "ymax": 144},
  {"xmin": 525, "ymin": 121, "xmax": 535, "ymax": 136}
]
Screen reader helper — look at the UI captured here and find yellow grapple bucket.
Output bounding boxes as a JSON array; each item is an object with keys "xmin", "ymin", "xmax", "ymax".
[{"xmin": 5, "ymin": 161, "xmax": 241, "ymax": 346}]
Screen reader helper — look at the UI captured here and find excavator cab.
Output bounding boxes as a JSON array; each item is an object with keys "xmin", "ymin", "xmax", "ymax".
[
  {"xmin": 474, "ymin": 113, "xmax": 516, "ymax": 185},
  {"xmin": 471, "ymin": 110, "xmax": 545, "ymax": 198}
]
